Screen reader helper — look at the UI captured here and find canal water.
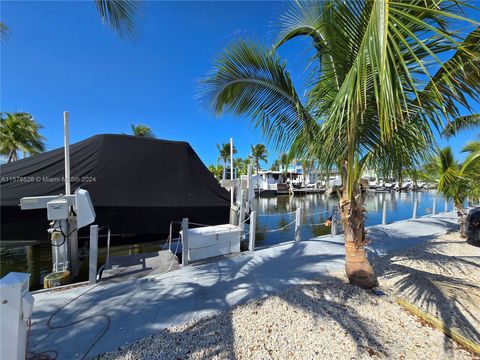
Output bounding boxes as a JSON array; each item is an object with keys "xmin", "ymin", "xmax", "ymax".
[{"xmin": 0, "ymin": 190, "xmax": 453, "ymax": 290}]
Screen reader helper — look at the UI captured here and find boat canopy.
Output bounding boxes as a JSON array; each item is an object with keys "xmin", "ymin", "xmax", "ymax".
[{"xmin": 1, "ymin": 134, "xmax": 230, "ymax": 241}]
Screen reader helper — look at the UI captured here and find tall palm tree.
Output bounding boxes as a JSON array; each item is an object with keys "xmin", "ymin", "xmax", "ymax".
[
  {"xmin": 234, "ymin": 157, "xmax": 250, "ymax": 176},
  {"xmin": 0, "ymin": 112, "xmax": 46, "ymax": 162},
  {"xmin": 250, "ymin": 144, "xmax": 268, "ymax": 174},
  {"xmin": 200, "ymin": 1, "xmax": 480, "ymax": 288},
  {"xmin": 130, "ymin": 124, "xmax": 154, "ymax": 137},
  {"xmin": 217, "ymin": 143, "xmax": 237, "ymax": 180},
  {"xmin": 271, "ymin": 159, "xmax": 280, "ymax": 171},
  {"xmin": 1, "ymin": 0, "xmax": 140, "ymax": 41},
  {"xmin": 279, "ymin": 153, "xmax": 290, "ymax": 181}
]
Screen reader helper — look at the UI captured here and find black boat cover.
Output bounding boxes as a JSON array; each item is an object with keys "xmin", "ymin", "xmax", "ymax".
[{"xmin": 1, "ymin": 134, "xmax": 230, "ymax": 241}]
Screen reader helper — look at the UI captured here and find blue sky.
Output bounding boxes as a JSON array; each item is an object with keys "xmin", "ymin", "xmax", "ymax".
[{"xmin": 1, "ymin": 1, "xmax": 479, "ymax": 167}]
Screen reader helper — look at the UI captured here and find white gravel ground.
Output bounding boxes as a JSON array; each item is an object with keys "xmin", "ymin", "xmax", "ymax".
[{"xmin": 98, "ymin": 233, "xmax": 480, "ymax": 360}]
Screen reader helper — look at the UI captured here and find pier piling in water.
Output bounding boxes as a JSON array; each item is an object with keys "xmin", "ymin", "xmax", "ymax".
[
  {"xmin": 249, "ymin": 211, "xmax": 256, "ymax": 251},
  {"xmin": 295, "ymin": 207, "xmax": 302, "ymax": 242},
  {"xmin": 412, "ymin": 198, "xmax": 418, "ymax": 219},
  {"xmin": 182, "ymin": 218, "xmax": 189, "ymax": 266},
  {"xmin": 382, "ymin": 199, "xmax": 387, "ymax": 225}
]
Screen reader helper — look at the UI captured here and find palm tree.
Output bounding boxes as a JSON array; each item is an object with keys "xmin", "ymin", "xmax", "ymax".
[
  {"xmin": 279, "ymin": 153, "xmax": 290, "ymax": 182},
  {"xmin": 421, "ymin": 146, "xmax": 480, "ymax": 237},
  {"xmin": 461, "ymin": 141, "xmax": 480, "ymax": 204},
  {"xmin": 130, "ymin": 124, "xmax": 154, "ymax": 137},
  {"xmin": 234, "ymin": 157, "xmax": 250, "ymax": 176},
  {"xmin": 208, "ymin": 164, "xmax": 224, "ymax": 180},
  {"xmin": 217, "ymin": 143, "xmax": 237, "ymax": 180},
  {"xmin": 250, "ymin": 144, "xmax": 268, "ymax": 174},
  {"xmin": 0, "ymin": 112, "xmax": 46, "ymax": 162},
  {"xmin": 1, "ymin": 0, "xmax": 140, "ymax": 41},
  {"xmin": 200, "ymin": 1, "xmax": 480, "ymax": 288},
  {"xmin": 271, "ymin": 159, "xmax": 280, "ymax": 171}
]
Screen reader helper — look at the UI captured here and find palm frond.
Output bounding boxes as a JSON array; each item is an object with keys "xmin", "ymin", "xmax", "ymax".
[
  {"xmin": 199, "ymin": 40, "xmax": 316, "ymax": 150},
  {"xmin": 0, "ymin": 22, "xmax": 9, "ymax": 41},
  {"xmin": 94, "ymin": 0, "xmax": 140, "ymax": 39},
  {"xmin": 442, "ymin": 114, "xmax": 480, "ymax": 137}
]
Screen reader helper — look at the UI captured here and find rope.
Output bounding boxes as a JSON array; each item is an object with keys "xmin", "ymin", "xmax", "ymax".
[
  {"xmin": 257, "ymin": 210, "xmax": 329, "ymax": 218},
  {"xmin": 262, "ymin": 220, "xmax": 296, "ymax": 233},
  {"xmin": 187, "ymin": 221, "xmax": 219, "ymax": 227},
  {"xmin": 304, "ymin": 210, "xmax": 330, "ymax": 217},
  {"xmin": 258, "ymin": 211, "xmax": 296, "ymax": 217},
  {"xmin": 240, "ymin": 216, "xmax": 250, "ymax": 225}
]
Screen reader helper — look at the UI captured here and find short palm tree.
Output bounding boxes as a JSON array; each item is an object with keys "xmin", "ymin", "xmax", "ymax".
[
  {"xmin": 250, "ymin": 144, "xmax": 268, "ymax": 174},
  {"xmin": 422, "ymin": 146, "xmax": 480, "ymax": 237},
  {"xmin": 0, "ymin": 112, "xmax": 46, "ymax": 162},
  {"xmin": 200, "ymin": 1, "xmax": 480, "ymax": 288},
  {"xmin": 1, "ymin": 0, "xmax": 140, "ymax": 40},
  {"xmin": 217, "ymin": 143, "xmax": 237, "ymax": 179},
  {"xmin": 461, "ymin": 141, "xmax": 480, "ymax": 203},
  {"xmin": 131, "ymin": 124, "xmax": 154, "ymax": 138}
]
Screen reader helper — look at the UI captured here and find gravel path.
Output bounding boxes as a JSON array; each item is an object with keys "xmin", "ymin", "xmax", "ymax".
[{"xmin": 98, "ymin": 233, "xmax": 479, "ymax": 360}]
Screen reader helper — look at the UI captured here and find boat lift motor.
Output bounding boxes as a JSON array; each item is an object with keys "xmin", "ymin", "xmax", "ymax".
[
  {"xmin": 0, "ymin": 272, "xmax": 35, "ymax": 360},
  {"xmin": 20, "ymin": 188, "xmax": 95, "ymax": 278}
]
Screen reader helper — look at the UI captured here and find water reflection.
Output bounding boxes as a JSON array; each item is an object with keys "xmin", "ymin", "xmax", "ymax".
[
  {"xmin": 251, "ymin": 190, "xmax": 452, "ymax": 248},
  {"xmin": 1, "ymin": 190, "xmax": 453, "ymax": 290}
]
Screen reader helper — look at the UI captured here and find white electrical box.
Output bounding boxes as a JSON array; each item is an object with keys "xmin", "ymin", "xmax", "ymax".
[
  {"xmin": 1, "ymin": 272, "xmax": 34, "ymax": 360},
  {"xmin": 47, "ymin": 199, "xmax": 69, "ymax": 220},
  {"xmin": 182, "ymin": 224, "xmax": 242, "ymax": 262}
]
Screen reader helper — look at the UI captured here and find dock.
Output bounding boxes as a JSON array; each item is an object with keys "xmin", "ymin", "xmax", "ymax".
[
  {"xmin": 100, "ymin": 250, "xmax": 181, "ymax": 282},
  {"xmin": 293, "ymin": 188, "xmax": 325, "ymax": 195},
  {"xmin": 28, "ymin": 213, "xmax": 458, "ymax": 359}
]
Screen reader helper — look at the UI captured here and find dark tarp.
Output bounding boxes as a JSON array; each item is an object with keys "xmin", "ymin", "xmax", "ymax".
[{"xmin": 1, "ymin": 134, "xmax": 230, "ymax": 241}]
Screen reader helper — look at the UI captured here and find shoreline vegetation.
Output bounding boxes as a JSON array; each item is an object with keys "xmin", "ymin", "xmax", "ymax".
[{"xmin": 98, "ymin": 231, "xmax": 480, "ymax": 360}]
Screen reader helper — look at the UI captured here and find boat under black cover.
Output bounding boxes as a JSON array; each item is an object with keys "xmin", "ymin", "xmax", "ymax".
[{"xmin": 1, "ymin": 134, "xmax": 230, "ymax": 242}]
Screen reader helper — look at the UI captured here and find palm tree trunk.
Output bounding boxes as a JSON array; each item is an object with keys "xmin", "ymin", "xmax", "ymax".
[
  {"xmin": 340, "ymin": 190, "xmax": 378, "ymax": 289},
  {"xmin": 223, "ymin": 160, "xmax": 227, "ymax": 180},
  {"xmin": 455, "ymin": 204, "xmax": 467, "ymax": 238}
]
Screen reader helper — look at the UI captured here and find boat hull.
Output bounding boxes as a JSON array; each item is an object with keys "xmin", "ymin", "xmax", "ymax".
[{"xmin": 1, "ymin": 205, "xmax": 229, "ymax": 242}]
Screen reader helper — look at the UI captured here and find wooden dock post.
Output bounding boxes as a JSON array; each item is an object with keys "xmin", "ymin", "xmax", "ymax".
[
  {"xmin": 295, "ymin": 207, "xmax": 302, "ymax": 242},
  {"xmin": 382, "ymin": 198, "xmax": 387, "ymax": 225},
  {"xmin": 182, "ymin": 218, "xmax": 189, "ymax": 266},
  {"xmin": 249, "ymin": 211, "xmax": 256, "ymax": 251},
  {"xmin": 444, "ymin": 199, "xmax": 448, "ymax": 212},
  {"xmin": 247, "ymin": 165, "xmax": 252, "ymax": 213},
  {"xmin": 238, "ymin": 189, "xmax": 245, "ymax": 226},
  {"xmin": 89, "ymin": 225, "xmax": 98, "ymax": 285},
  {"xmin": 331, "ymin": 207, "xmax": 337, "ymax": 236},
  {"xmin": 412, "ymin": 197, "xmax": 418, "ymax": 219},
  {"xmin": 432, "ymin": 196, "xmax": 437, "ymax": 215}
]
